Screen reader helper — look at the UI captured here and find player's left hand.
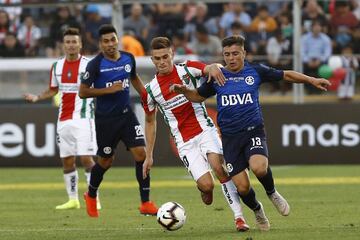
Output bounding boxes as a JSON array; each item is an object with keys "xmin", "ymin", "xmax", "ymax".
[
  {"xmin": 310, "ymin": 77, "xmax": 331, "ymax": 91},
  {"xmin": 207, "ymin": 63, "xmax": 226, "ymax": 86}
]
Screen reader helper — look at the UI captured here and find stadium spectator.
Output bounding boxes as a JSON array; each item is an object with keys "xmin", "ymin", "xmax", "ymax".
[
  {"xmin": 23, "ymin": 28, "xmax": 100, "ymax": 210},
  {"xmin": 278, "ymin": 13, "xmax": 293, "ymax": 39},
  {"xmin": 0, "ymin": 0, "xmax": 22, "ymax": 28},
  {"xmin": 338, "ymin": 45, "xmax": 359, "ymax": 101},
  {"xmin": 351, "ymin": 0, "xmax": 360, "ymax": 20},
  {"xmin": 300, "ymin": 21, "xmax": 332, "ymax": 93},
  {"xmin": 79, "ymin": 24, "xmax": 158, "ymax": 218},
  {"xmin": 123, "ymin": 3, "xmax": 149, "ymax": 46},
  {"xmin": 249, "ymin": 5, "xmax": 278, "ymax": 55},
  {"xmin": 84, "ymin": 4, "xmax": 110, "ymax": 55},
  {"xmin": 142, "ymin": 36, "xmax": 250, "ymax": 232},
  {"xmin": 171, "ymin": 31, "xmax": 193, "ymax": 55},
  {"xmin": 0, "ymin": 9, "xmax": 14, "ymax": 44},
  {"xmin": 330, "ymin": 1, "xmax": 359, "ymax": 51},
  {"xmin": 47, "ymin": 6, "xmax": 82, "ymax": 57},
  {"xmin": 189, "ymin": 24, "xmax": 222, "ymax": 62},
  {"xmin": 219, "ymin": 2, "xmax": 252, "ymax": 38},
  {"xmin": 302, "ymin": 0, "xmax": 328, "ymax": 33},
  {"xmin": 0, "ymin": 31, "xmax": 25, "ymax": 57},
  {"xmin": 183, "ymin": 2, "xmax": 219, "ymax": 42},
  {"xmin": 266, "ymin": 29, "xmax": 292, "ymax": 93},
  {"xmin": 17, "ymin": 15, "xmax": 41, "ymax": 56},
  {"xmin": 172, "ymin": 35, "xmax": 331, "ymax": 231},
  {"xmin": 152, "ymin": 3, "xmax": 185, "ymax": 38},
  {"xmin": 121, "ymin": 28, "xmax": 145, "ymax": 57}
]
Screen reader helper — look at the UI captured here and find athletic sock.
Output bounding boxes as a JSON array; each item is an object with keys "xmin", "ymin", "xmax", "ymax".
[
  {"xmin": 256, "ymin": 167, "xmax": 276, "ymax": 196},
  {"xmin": 88, "ymin": 163, "xmax": 107, "ymax": 198},
  {"xmin": 135, "ymin": 161, "xmax": 150, "ymax": 202},
  {"xmin": 64, "ymin": 170, "xmax": 79, "ymax": 200},
  {"xmin": 239, "ymin": 187, "xmax": 260, "ymax": 211},
  {"xmin": 220, "ymin": 178, "xmax": 244, "ymax": 219},
  {"xmin": 85, "ymin": 171, "xmax": 99, "ymax": 198}
]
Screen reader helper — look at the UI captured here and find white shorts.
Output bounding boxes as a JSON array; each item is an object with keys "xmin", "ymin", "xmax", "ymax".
[
  {"xmin": 177, "ymin": 127, "xmax": 223, "ymax": 181},
  {"xmin": 57, "ymin": 119, "xmax": 97, "ymax": 158}
]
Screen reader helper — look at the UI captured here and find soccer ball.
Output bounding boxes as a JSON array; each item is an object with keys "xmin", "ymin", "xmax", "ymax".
[{"xmin": 157, "ymin": 202, "xmax": 186, "ymax": 231}]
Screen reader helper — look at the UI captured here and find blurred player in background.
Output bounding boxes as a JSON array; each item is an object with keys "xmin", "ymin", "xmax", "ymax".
[
  {"xmin": 171, "ymin": 35, "xmax": 331, "ymax": 231},
  {"xmin": 79, "ymin": 24, "xmax": 157, "ymax": 218},
  {"xmin": 24, "ymin": 28, "xmax": 100, "ymax": 210},
  {"xmin": 141, "ymin": 36, "xmax": 249, "ymax": 232}
]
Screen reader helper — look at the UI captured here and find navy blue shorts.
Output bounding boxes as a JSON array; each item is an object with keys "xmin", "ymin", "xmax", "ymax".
[
  {"xmin": 222, "ymin": 125, "xmax": 269, "ymax": 177},
  {"xmin": 95, "ymin": 108, "xmax": 145, "ymax": 158}
]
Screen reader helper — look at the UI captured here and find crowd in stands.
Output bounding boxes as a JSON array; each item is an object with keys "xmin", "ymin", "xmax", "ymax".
[{"xmin": 0, "ymin": 1, "xmax": 359, "ymax": 95}]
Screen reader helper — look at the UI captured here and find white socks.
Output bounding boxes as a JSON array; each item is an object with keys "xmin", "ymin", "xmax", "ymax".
[
  {"xmin": 221, "ymin": 179, "xmax": 244, "ymax": 219},
  {"xmin": 64, "ymin": 170, "xmax": 79, "ymax": 200}
]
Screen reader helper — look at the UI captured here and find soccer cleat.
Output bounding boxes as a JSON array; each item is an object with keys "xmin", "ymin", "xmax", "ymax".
[
  {"xmin": 139, "ymin": 201, "xmax": 158, "ymax": 215},
  {"xmin": 269, "ymin": 191, "xmax": 290, "ymax": 216},
  {"xmin": 254, "ymin": 202, "xmax": 270, "ymax": 231},
  {"xmin": 96, "ymin": 197, "xmax": 102, "ymax": 210},
  {"xmin": 235, "ymin": 217, "xmax": 250, "ymax": 232},
  {"xmin": 55, "ymin": 199, "xmax": 80, "ymax": 210},
  {"xmin": 84, "ymin": 192, "xmax": 98, "ymax": 217}
]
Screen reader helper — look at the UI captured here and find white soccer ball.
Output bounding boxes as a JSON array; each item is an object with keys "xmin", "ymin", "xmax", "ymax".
[{"xmin": 157, "ymin": 202, "xmax": 186, "ymax": 231}]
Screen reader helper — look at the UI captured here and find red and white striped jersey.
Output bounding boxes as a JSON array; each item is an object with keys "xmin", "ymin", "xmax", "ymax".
[
  {"xmin": 49, "ymin": 55, "xmax": 94, "ymax": 122},
  {"xmin": 142, "ymin": 61, "xmax": 215, "ymax": 146}
]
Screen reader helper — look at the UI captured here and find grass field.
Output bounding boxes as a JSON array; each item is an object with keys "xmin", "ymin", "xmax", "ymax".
[{"xmin": 0, "ymin": 165, "xmax": 359, "ymax": 240}]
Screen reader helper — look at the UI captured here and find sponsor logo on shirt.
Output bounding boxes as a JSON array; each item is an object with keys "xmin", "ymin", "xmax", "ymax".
[
  {"xmin": 221, "ymin": 93, "xmax": 253, "ymax": 106},
  {"xmin": 100, "ymin": 66, "xmax": 125, "ymax": 72},
  {"xmin": 163, "ymin": 95, "xmax": 189, "ymax": 110},
  {"xmin": 59, "ymin": 83, "xmax": 79, "ymax": 93},
  {"xmin": 245, "ymin": 76, "xmax": 255, "ymax": 85},
  {"xmin": 227, "ymin": 76, "xmax": 244, "ymax": 82},
  {"xmin": 125, "ymin": 64, "xmax": 131, "ymax": 73}
]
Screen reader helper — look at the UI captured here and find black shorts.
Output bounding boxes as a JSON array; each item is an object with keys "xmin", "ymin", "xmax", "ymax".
[
  {"xmin": 95, "ymin": 108, "xmax": 145, "ymax": 158},
  {"xmin": 222, "ymin": 125, "xmax": 269, "ymax": 177}
]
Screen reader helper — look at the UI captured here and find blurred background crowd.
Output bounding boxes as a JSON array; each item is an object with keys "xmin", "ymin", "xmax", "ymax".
[{"xmin": 0, "ymin": 0, "xmax": 359, "ymax": 97}]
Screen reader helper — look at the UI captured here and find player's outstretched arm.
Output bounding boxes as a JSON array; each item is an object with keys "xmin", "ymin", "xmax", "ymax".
[
  {"xmin": 79, "ymin": 82, "xmax": 123, "ymax": 98},
  {"xmin": 283, "ymin": 70, "xmax": 331, "ymax": 91},
  {"xmin": 143, "ymin": 111, "xmax": 157, "ymax": 179},
  {"xmin": 203, "ymin": 63, "xmax": 226, "ymax": 86},
  {"xmin": 131, "ymin": 75, "xmax": 145, "ymax": 96},
  {"xmin": 170, "ymin": 84, "xmax": 207, "ymax": 103},
  {"xmin": 24, "ymin": 88, "xmax": 58, "ymax": 103}
]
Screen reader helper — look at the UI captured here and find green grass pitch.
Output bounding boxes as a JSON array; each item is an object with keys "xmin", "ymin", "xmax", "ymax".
[{"xmin": 0, "ymin": 165, "xmax": 359, "ymax": 240}]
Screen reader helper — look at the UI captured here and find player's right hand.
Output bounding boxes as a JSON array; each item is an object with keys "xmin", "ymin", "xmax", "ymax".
[
  {"xmin": 24, "ymin": 93, "xmax": 39, "ymax": 103},
  {"xmin": 110, "ymin": 81, "xmax": 123, "ymax": 93},
  {"xmin": 142, "ymin": 157, "xmax": 153, "ymax": 179},
  {"xmin": 169, "ymin": 84, "xmax": 187, "ymax": 94}
]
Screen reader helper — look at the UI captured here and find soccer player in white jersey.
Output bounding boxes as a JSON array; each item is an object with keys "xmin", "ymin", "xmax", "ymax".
[
  {"xmin": 24, "ymin": 28, "xmax": 99, "ymax": 210},
  {"xmin": 141, "ymin": 36, "xmax": 249, "ymax": 231}
]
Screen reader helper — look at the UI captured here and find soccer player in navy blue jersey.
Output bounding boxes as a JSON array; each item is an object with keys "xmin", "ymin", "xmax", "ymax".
[
  {"xmin": 79, "ymin": 24, "xmax": 157, "ymax": 217},
  {"xmin": 171, "ymin": 35, "xmax": 331, "ymax": 231}
]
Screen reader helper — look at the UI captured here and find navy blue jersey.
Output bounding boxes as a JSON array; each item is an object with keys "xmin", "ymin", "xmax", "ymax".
[
  {"xmin": 81, "ymin": 51, "xmax": 136, "ymax": 117},
  {"xmin": 198, "ymin": 61, "xmax": 284, "ymax": 135}
]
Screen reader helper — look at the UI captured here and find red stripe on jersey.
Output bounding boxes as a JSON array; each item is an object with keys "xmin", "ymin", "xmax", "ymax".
[
  {"xmin": 62, "ymin": 58, "xmax": 80, "ymax": 83},
  {"xmin": 58, "ymin": 58, "xmax": 81, "ymax": 121},
  {"xmin": 157, "ymin": 67, "xmax": 202, "ymax": 142},
  {"xmin": 186, "ymin": 60, "xmax": 206, "ymax": 75},
  {"xmin": 60, "ymin": 93, "xmax": 76, "ymax": 121}
]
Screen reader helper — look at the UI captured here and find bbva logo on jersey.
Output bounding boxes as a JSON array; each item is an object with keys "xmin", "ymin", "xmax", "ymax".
[{"xmin": 221, "ymin": 93, "xmax": 253, "ymax": 106}]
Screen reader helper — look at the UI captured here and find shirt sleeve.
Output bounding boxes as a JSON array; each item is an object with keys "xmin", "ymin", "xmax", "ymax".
[
  {"xmin": 197, "ymin": 80, "xmax": 216, "ymax": 98},
  {"xmin": 48, "ymin": 62, "xmax": 58, "ymax": 90},
  {"xmin": 186, "ymin": 60, "xmax": 206, "ymax": 76},
  {"xmin": 252, "ymin": 63, "xmax": 284, "ymax": 83},
  {"xmin": 141, "ymin": 83, "xmax": 156, "ymax": 115},
  {"xmin": 81, "ymin": 56, "xmax": 100, "ymax": 86},
  {"xmin": 129, "ymin": 53, "xmax": 137, "ymax": 79}
]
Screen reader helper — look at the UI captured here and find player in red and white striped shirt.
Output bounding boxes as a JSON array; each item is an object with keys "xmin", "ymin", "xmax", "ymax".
[
  {"xmin": 24, "ymin": 28, "xmax": 99, "ymax": 210},
  {"xmin": 141, "ymin": 37, "xmax": 249, "ymax": 231}
]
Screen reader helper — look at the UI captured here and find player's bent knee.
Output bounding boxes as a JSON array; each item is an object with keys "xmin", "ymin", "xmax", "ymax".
[
  {"xmin": 98, "ymin": 158, "xmax": 113, "ymax": 169},
  {"xmin": 252, "ymin": 167, "xmax": 267, "ymax": 178},
  {"xmin": 236, "ymin": 183, "xmax": 250, "ymax": 195},
  {"xmin": 197, "ymin": 176, "xmax": 214, "ymax": 193}
]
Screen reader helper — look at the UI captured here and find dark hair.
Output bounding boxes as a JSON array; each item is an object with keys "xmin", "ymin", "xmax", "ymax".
[
  {"xmin": 221, "ymin": 35, "xmax": 245, "ymax": 48},
  {"xmin": 150, "ymin": 37, "xmax": 171, "ymax": 50},
  {"xmin": 63, "ymin": 27, "xmax": 80, "ymax": 37},
  {"xmin": 195, "ymin": 24, "xmax": 208, "ymax": 35},
  {"xmin": 98, "ymin": 24, "xmax": 117, "ymax": 37}
]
